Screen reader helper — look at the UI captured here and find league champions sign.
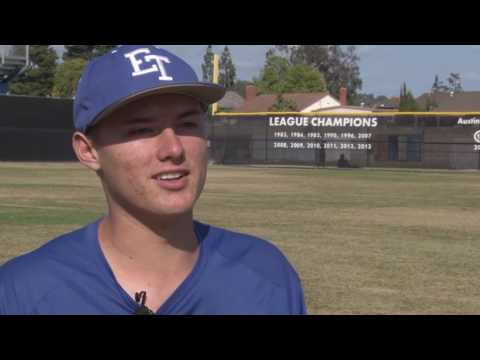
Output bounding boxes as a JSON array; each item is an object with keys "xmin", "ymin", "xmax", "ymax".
[
  {"xmin": 209, "ymin": 112, "xmax": 480, "ymax": 169},
  {"xmin": 269, "ymin": 115, "xmax": 377, "ymax": 152},
  {"xmin": 265, "ymin": 115, "xmax": 377, "ymax": 167}
]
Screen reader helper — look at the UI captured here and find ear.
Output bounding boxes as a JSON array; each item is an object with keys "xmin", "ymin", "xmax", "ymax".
[{"xmin": 72, "ymin": 131, "xmax": 101, "ymax": 171}]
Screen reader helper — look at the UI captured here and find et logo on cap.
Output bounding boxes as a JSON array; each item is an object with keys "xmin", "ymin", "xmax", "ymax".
[{"xmin": 124, "ymin": 48, "xmax": 174, "ymax": 81}]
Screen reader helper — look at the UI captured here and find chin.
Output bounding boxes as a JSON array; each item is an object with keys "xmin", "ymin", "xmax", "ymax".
[
  {"xmin": 158, "ymin": 205, "xmax": 193, "ymax": 217},
  {"xmin": 118, "ymin": 187, "xmax": 199, "ymax": 220},
  {"xmin": 151, "ymin": 198, "xmax": 196, "ymax": 218}
]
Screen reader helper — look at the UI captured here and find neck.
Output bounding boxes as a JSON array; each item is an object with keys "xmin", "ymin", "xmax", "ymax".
[{"xmin": 98, "ymin": 207, "xmax": 199, "ymax": 273}]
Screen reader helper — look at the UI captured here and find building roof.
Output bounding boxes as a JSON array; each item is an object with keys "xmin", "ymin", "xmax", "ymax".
[
  {"xmin": 417, "ymin": 91, "xmax": 480, "ymax": 111},
  {"xmin": 233, "ymin": 92, "xmax": 330, "ymax": 113},
  {"xmin": 218, "ymin": 90, "xmax": 244, "ymax": 110},
  {"xmin": 309, "ymin": 105, "xmax": 374, "ymax": 113},
  {"xmin": 373, "ymin": 98, "xmax": 400, "ymax": 109}
]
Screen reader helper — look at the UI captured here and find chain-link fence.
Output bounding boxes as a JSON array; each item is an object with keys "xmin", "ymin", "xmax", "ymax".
[{"xmin": 2, "ymin": 95, "xmax": 480, "ymax": 169}]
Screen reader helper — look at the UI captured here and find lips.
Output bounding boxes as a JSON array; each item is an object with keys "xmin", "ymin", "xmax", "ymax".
[
  {"xmin": 152, "ymin": 169, "xmax": 190, "ymax": 190},
  {"xmin": 156, "ymin": 172, "xmax": 185, "ymax": 181}
]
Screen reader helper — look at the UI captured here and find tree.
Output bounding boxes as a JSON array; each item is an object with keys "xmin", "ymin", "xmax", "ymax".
[
  {"xmin": 254, "ymin": 55, "xmax": 326, "ymax": 94},
  {"xmin": 274, "ymin": 45, "xmax": 363, "ymax": 103},
  {"xmin": 9, "ymin": 45, "xmax": 58, "ymax": 97},
  {"xmin": 255, "ymin": 54, "xmax": 326, "ymax": 112},
  {"xmin": 447, "ymin": 73, "xmax": 462, "ymax": 92},
  {"xmin": 431, "ymin": 74, "xmax": 448, "ymax": 93},
  {"xmin": 269, "ymin": 94, "xmax": 298, "ymax": 112},
  {"xmin": 282, "ymin": 64, "xmax": 326, "ymax": 93},
  {"xmin": 432, "ymin": 74, "xmax": 439, "ymax": 91},
  {"xmin": 254, "ymin": 55, "xmax": 290, "ymax": 94},
  {"xmin": 52, "ymin": 58, "xmax": 88, "ymax": 98},
  {"xmin": 92, "ymin": 45, "xmax": 117, "ymax": 58},
  {"xmin": 201, "ymin": 45, "xmax": 214, "ymax": 82},
  {"xmin": 399, "ymin": 82, "xmax": 418, "ymax": 111},
  {"xmin": 219, "ymin": 46, "xmax": 236, "ymax": 89},
  {"xmin": 274, "ymin": 45, "xmax": 328, "ymax": 68},
  {"xmin": 63, "ymin": 45, "xmax": 96, "ymax": 61},
  {"xmin": 63, "ymin": 45, "xmax": 117, "ymax": 61},
  {"xmin": 431, "ymin": 73, "xmax": 462, "ymax": 93}
]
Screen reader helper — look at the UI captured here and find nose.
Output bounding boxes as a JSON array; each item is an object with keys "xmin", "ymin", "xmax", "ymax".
[{"xmin": 155, "ymin": 127, "xmax": 185, "ymax": 162}]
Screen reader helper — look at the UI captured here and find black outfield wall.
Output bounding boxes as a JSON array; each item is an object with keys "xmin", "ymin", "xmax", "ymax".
[{"xmin": 0, "ymin": 95, "xmax": 76, "ymax": 161}]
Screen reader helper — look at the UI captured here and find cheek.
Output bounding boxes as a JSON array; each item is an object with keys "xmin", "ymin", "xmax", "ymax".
[
  {"xmin": 99, "ymin": 145, "xmax": 149, "ymax": 196},
  {"xmin": 125, "ymin": 163, "xmax": 148, "ymax": 197},
  {"xmin": 185, "ymin": 137, "xmax": 208, "ymax": 168},
  {"xmin": 185, "ymin": 138, "xmax": 208, "ymax": 194}
]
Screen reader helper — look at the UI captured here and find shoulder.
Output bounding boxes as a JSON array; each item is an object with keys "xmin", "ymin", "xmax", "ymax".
[
  {"xmin": 1, "ymin": 221, "xmax": 96, "ymax": 277},
  {"xmin": 198, "ymin": 222, "xmax": 301, "ymax": 289},
  {"xmin": 0, "ymin": 221, "xmax": 98, "ymax": 314},
  {"xmin": 196, "ymin": 222, "xmax": 307, "ymax": 314}
]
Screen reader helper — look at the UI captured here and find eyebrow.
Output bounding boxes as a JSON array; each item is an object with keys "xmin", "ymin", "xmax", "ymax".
[{"xmin": 178, "ymin": 109, "xmax": 205, "ymax": 119}]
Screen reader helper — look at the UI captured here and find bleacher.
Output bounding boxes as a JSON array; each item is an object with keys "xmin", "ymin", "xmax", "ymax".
[{"xmin": 0, "ymin": 45, "xmax": 29, "ymax": 84}]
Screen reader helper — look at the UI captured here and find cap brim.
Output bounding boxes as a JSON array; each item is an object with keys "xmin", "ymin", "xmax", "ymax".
[{"xmin": 89, "ymin": 83, "xmax": 226, "ymax": 130}]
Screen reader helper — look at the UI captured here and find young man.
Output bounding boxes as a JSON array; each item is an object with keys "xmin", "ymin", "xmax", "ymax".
[{"xmin": 0, "ymin": 45, "xmax": 307, "ymax": 315}]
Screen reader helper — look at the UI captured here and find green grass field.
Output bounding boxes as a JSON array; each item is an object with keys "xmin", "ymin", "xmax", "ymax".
[{"xmin": 1, "ymin": 162, "xmax": 480, "ymax": 314}]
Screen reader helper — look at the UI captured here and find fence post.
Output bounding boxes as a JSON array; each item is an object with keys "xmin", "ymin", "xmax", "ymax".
[
  {"xmin": 265, "ymin": 116, "xmax": 268, "ymax": 164},
  {"xmin": 210, "ymin": 115, "xmax": 215, "ymax": 164}
]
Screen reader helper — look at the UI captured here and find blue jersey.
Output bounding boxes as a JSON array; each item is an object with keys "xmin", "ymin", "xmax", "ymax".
[{"xmin": 0, "ymin": 220, "xmax": 307, "ymax": 315}]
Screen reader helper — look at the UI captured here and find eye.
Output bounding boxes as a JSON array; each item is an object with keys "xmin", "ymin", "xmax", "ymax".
[
  {"xmin": 180, "ymin": 113, "xmax": 206, "ymax": 128},
  {"xmin": 128, "ymin": 128, "xmax": 154, "ymax": 136},
  {"xmin": 182, "ymin": 121, "xmax": 199, "ymax": 128}
]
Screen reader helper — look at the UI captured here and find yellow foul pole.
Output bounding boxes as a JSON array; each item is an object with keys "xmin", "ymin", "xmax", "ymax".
[{"xmin": 211, "ymin": 54, "xmax": 220, "ymax": 115}]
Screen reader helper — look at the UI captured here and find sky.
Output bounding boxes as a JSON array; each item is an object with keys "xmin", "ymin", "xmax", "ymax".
[{"xmin": 50, "ymin": 45, "xmax": 480, "ymax": 98}]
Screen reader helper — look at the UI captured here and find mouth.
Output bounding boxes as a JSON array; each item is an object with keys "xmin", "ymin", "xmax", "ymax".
[
  {"xmin": 153, "ymin": 171, "xmax": 188, "ymax": 181},
  {"xmin": 152, "ymin": 170, "xmax": 190, "ymax": 190}
]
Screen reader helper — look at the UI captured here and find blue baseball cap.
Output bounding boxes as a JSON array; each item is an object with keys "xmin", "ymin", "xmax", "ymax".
[{"xmin": 74, "ymin": 45, "xmax": 226, "ymax": 133}]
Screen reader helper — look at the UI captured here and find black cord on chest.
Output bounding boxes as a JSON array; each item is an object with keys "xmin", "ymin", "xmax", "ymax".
[{"xmin": 134, "ymin": 291, "xmax": 155, "ymax": 315}]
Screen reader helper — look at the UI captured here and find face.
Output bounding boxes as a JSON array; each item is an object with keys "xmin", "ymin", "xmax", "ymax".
[{"xmin": 85, "ymin": 93, "xmax": 209, "ymax": 220}]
